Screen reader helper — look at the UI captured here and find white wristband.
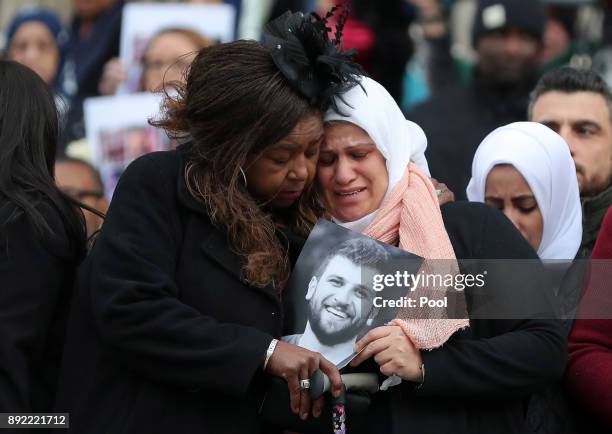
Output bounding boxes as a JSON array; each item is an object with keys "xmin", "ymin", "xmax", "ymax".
[{"xmin": 263, "ymin": 338, "xmax": 279, "ymax": 371}]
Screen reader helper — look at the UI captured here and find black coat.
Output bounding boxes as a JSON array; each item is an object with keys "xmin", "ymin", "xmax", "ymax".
[
  {"xmin": 368, "ymin": 202, "xmax": 567, "ymax": 434},
  {"xmin": 0, "ymin": 201, "xmax": 79, "ymax": 419},
  {"xmin": 55, "ymin": 149, "xmax": 284, "ymax": 434}
]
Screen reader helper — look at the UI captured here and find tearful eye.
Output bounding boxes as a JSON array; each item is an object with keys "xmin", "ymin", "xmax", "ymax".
[
  {"xmin": 352, "ymin": 152, "xmax": 368, "ymax": 160},
  {"xmin": 318, "ymin": 154, "xmax": 336, "ymax": 165}
]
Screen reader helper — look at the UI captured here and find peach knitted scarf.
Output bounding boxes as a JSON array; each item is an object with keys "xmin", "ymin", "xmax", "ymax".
[{"xmin": 363, "ymin": 163, "xmax": 469, "ymax": 349}]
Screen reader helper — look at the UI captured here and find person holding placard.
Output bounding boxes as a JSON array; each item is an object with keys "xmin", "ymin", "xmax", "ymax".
[
  {"xmin": 316, "ymin": 75, "xmax": 566, "ymax": 434},
  {"xmin": 55, "ymin": 8, "xmax": 362, "ymax": 434}
]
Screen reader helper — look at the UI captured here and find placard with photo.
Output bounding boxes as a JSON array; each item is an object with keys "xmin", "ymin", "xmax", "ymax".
[
  {"xmin": 84, "ymin": 93, "xmax": 174, "ymax": 198},
  {"xmin": 282, "ymin": 220, "xmax": 424, "ymax": 368},
  {"xmin": 120, "ymin": 3, "xmax": 236, "ymax": 92}
]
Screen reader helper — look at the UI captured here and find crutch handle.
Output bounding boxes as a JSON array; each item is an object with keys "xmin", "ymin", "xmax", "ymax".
[{"xmin": 309, "ymin": 370, "xmax": 379, "ymax": 400}]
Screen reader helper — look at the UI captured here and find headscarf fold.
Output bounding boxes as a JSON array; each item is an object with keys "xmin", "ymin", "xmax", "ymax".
[
  {"xmin": 466, "ymin": 122, "xmax": 582, "ymax": 260},
  {"xmin": 325, "ymin": 76, "xmax": 469, "ymax": 349}
]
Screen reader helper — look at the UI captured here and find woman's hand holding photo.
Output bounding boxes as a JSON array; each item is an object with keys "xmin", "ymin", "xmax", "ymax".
[
  {"xmin": 350, "ymin": 326, "xmax": 423, "ymax": 383},
  {"xmin": 266, "ymin": 340, "xmax": 343, "ymax": 420}
]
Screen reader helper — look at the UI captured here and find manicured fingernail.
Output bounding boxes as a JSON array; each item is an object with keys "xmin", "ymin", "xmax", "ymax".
[{"xmin": 301, "ymin": 413, "xmax": 308, "ymax": 420}]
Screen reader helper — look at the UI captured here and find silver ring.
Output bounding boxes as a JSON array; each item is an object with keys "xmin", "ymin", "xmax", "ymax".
[
  {"xmin": 435, "ymin": 188, "xmax": 443, "ymax": 197},
  {"xmin": 299, "ymin": 379, "xmax": 310, "ymax": 390}
]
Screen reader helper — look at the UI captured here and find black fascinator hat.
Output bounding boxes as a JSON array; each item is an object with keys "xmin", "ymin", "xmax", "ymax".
[{"xmin": 262, "ymin": 4, "xmax": 363, "ymax": 113}]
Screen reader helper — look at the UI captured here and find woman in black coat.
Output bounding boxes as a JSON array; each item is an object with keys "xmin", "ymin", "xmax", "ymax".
[
  {"xmin": 0, "ymin": 61, "xmax": 87, "ymax": 419},
  {"xmin": 55, "ymin": 11, "xmax": 362, "ymax": 433}
]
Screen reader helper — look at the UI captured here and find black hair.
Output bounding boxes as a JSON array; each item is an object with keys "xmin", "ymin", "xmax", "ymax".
[
  {"xmin": 315, "ymin": 237, "xmax": 390, "ymax": 278},
  {"xmin": 528, "ymin": 67, "xmax": 612, "ymax": 120},
  {"xmin": 55, "ymin": 156, "xmax": 105, "ymax": 193},
  {"xmin": 0, "ymin": 60, "xmax": 86, "ymax": 256}
]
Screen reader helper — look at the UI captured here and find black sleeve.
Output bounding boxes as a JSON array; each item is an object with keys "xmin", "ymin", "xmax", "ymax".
[
  {"xmin": 0, "ymin": 214, "xmax": 66, "ymax": 412},
  {"xmin": 414, "ymin": 204, "xmax": 567, "ymax": 399},
  {"xmin": 85, "ymin": 153, "xmax": 273, "ymax": 398}
]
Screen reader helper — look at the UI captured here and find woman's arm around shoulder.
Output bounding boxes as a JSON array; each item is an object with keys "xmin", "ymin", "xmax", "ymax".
[{"xmin": 413, "ymin": 202, "xmax": 567, "ymax": 399}]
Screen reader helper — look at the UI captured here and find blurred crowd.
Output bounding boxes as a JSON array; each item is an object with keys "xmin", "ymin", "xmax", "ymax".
[
  {"xmin": 3, "ymin": 0, "xmax": 611, "ymax": 230},
  {"xmin": 1, "ymin": 0, "xmax": 612, "ymax": 433},
  {"xmin": 2, "ymin": 1, "xmax": 612, "ymax": 150}
]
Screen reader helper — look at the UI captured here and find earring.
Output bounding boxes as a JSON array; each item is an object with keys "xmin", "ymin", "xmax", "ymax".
[{"xmin": 239, "ymin": 167, "xmax": 248, "ymax": 188}]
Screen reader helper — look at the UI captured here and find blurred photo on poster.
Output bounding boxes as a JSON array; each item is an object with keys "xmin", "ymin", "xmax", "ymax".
[
  {"xmin": 120, "ymin": 3, "xmax": 236, "ymax": 92},
  {"xmin": 84, "ymin": 93, "xmax": 174, "ymax": 198}
]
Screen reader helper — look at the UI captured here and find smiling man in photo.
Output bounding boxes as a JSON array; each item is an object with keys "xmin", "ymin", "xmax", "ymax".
[{"xmin": 284, "ymin": 237, "xmax": 390, "ymax": 365}]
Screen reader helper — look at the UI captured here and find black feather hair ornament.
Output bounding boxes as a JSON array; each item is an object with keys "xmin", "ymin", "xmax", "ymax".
[{"xmin": 262, "ymin": 3, "xmax": 363, "ymax": 113}]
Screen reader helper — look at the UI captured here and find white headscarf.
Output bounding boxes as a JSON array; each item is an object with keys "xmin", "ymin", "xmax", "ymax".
[
  {"xmin": 324, "ymin": 76, "xmax": 430, "ymax": 232},
  {"xmin": 466, "ymin": 122, "xmax": 582, "ymax": 260}
]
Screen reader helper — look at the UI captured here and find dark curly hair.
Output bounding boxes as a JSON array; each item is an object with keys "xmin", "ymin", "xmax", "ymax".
[{"xmin": 152, "ymin": 40, "xmax": 327, "ymax": 289}]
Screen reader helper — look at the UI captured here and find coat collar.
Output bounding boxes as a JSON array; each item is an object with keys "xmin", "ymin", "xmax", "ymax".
[{"xmin": 175, "ymin": 144, "xmax": 279, "ymax": 300}]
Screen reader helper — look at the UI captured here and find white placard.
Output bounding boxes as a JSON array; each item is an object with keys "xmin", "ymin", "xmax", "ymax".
[
  {"xmin": 120, "ymin": 3, "xmax": 236, "ymax": 92},
  {"xmin": 84, "ymin": 93, "xmax": 174, "ymax": 198}
]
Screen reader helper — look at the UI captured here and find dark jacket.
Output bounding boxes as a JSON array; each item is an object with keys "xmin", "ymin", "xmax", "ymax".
[
  {"xmin": 0, "ymin": 201, "xmax": 80, "ymax": 419},
  {"xmin": 368, "ymin": 201, "xmax": 567, "ymax": 434},
  {"xmin": 406, "ymin": 79, "xmax": 534, "ymax": 200},
  {"xmin": 55, "ymin": 149, "xmax": 284, "ymax": 433},
  {"xmin": 567, "ymin": 207, "xmax": 612, "ymax": 432}
]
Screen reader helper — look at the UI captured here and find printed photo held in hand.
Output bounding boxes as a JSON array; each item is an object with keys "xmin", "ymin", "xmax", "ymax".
[{"xmin": 282, "ymin": 220, "xmax": 423, "ymax": 368}]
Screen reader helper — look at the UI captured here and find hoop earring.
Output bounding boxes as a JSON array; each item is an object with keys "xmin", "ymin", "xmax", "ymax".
[{"xmin": 239, "ymin": 167, "xmax": 248, "ymax": 188}]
